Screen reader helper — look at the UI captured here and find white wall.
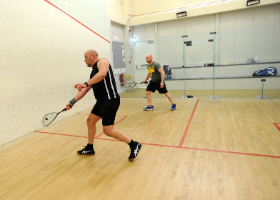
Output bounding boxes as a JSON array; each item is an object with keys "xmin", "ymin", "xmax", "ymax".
[
  {"xmin": 156, "ymin": 4, "xmax": 280, "ymax": 67},
  {"xmin": 219, "ymin": 5, "xmax": 280, "ymax": 64},
  {"xmin": 129, "ymin": 0, "xmax": 280, "ymax": 26},
  {"xmin": 47, "ymin": 0, "xmax": 110, "ymax": 42},
  {"xmin": 0, "ymin": 0, "xmax": 111, "ymax": 146},
  {"xmin": 109, "ymin": 0, "xmax": 129, "ymax": 25},
  {"xmin": 110, "ymin": 21, "xmax": 127, "ymax": 93},
  {"xmin": 108, "ymin": 0, "xmax": 136, "ymax": 86}
]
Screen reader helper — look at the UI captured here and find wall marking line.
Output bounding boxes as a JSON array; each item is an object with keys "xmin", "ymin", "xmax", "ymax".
[{"xmin": 44, "ymin": 0, "xmax": 110, "ymax": 43}]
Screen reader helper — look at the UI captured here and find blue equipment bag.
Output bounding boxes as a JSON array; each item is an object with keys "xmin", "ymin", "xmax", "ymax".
[
  {"xmin": 252, "ymin": 67, "xmax": 277, "ymax": 76},
  {"xmin": 163, "ymin": 65, "xmax": 172, "ymax": 79}
]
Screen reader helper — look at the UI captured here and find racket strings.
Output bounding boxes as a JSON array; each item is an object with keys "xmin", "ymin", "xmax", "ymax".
[{"xmin": 42, "ymin": 112, "xmax": 57, "ymax": 127}]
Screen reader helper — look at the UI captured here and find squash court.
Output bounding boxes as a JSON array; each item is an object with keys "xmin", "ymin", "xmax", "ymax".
[
  {"xmin": 1, "ymin": 97, "xmax": 280, "ymax": 200},
  {"xmin": 2, "ymin": 0, "xmax": 280, "ymax": 199}
]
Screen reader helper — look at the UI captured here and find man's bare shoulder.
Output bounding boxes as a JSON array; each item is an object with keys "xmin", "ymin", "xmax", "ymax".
[
  {"xmin": 97, "ymin": 58, "xmax": 109, "ymax": 68},
  {"xmin": 98, "ymin": 58, "xmax": 109, "ymax": 63}
]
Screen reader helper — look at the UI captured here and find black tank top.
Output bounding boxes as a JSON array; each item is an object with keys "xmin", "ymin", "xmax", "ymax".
[{"xmin": 90, "ymin": 59, "xmax": 119, "ymax": 101}]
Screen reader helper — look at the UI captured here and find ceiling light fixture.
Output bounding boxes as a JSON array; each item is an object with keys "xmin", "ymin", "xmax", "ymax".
[
  {"xmin": 176, "ymin": 11, "xmax": 187, "ymax": 18},
  {"xmin": 247, "ymin": 0, "xmax": 260, "ymax": 6}
]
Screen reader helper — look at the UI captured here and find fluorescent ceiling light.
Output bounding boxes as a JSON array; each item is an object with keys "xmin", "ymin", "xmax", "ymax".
[
  {"xmin": 176, "ymin": 11, "xmax": 187, "ymax": 18},
  {"xmin": 130, "ymin": 0, "xmax": 241, "ymax": 17},
  {"xmin": 247, "ymin": 0, "xmax": 260, "ymax": 6}
]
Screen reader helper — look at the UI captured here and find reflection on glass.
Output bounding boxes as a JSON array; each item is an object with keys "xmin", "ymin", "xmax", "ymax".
[{"xmin": 120, "ymin": 23, "xmax": 280, "ymax": 99}]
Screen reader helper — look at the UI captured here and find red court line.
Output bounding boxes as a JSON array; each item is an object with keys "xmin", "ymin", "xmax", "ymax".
[
  {"xmin": 36, "ymin": 115, "xmax": 127, "ymax": 139},
  {"xmin": 34, "ymin": 130, "xmax": 280, "ymax": 159},
  {"xmin": 182, "ymin": 147, "xmax": 280, "ymax": 159},
  {"xmin": 34, "ymin": 131, "xmax": 88, "ymax": 138},
  {"xmin": 273, "ymin": 123, "xmax": 280, "ymax": 132},
  {"xmin": 36, "ymin": 105, "xmax": 280, "ymax": 159},
  {"xmin": 140, "ymin": 142, "xmax": 280, "ymax": 159},
  {"xmin": 44, "ymin": 0, "xmax": 110, "ymax": 43},
  {"xmin": 178, "ymin": 98, "xmax": 200, "ymax": 147},
  {"xmin": 95, "ymin": 115, "xmax": 128, "ymax": 138},
  {"xmin": 76, "ymin": 113, "xmax": 127, "ymax": 118},
  {"xmin": 76, "ymin": 113, "xmax": 90, "ymax": 116}
]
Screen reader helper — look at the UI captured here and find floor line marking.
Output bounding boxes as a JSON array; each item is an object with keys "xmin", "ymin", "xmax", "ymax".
[
  {"xmin": 273, "ymin": 123, "xmax": 280, "ymax": 132},
  {"xmin": 178, "ymin": 98, "xmax": 200, "ymax": 147},
  {"xmin": 35, "ymin": 105, "xmax": 280, "ymax": 159},
  {"xmin": 34, "ymin": 131, "xmax": 88, "ymax": 138},
  {"xmin": 35, "ymin": 131, "xmax": 280, "ymax": 159},
  {"xmin": 76, "ymin": 113, "xmax": 127, "ymax": 118},
  {"xmin": 95, "ymin": 116, "xmax": 128, "ymax": 138},
  {"xmin": 76, "ymin": 113, "xmax": 90, "ymax": 116}
]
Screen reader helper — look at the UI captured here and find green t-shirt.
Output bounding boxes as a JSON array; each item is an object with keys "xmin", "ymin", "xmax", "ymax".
[{"xmin": 147, "ymin": 61, "xmax": 162, "ymax": 82}]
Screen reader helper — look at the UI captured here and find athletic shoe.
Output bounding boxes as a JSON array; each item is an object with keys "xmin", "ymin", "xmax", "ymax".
[
  {"xmin": 77, "ymin": 146, "xmax": 95, "ymax": 156},
  {"xmin": 129, "ymin": 142, "xmax": 142, "ymax": 161},
  {"xmin": 143, "ymin": 105, "xmax": 154, "ymax": 111},
  {"xmin": 171, "ymin": 103, "xmax": 176, "ymax": 111}
]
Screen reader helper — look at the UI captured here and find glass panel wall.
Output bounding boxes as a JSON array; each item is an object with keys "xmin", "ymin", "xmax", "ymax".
[
  {"xmin": 214, "ymin": 23, "xmax": 280, "ymax": 99},
  {"xmin": 120, "ymin": 23, "xmax": 280, "ymax": 99},
  {"xmin": 182, "ymin": 31, "xmax": 216, "ymax": 99}
]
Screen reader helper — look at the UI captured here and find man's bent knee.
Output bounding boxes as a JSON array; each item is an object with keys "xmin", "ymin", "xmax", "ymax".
[
  {"xmin": 103, "ymin": 126, "xmax": 114, "ymax": 137},
  {"xmin": 87, "ymin": 114, "xmax": 100, "ymax": 126}
]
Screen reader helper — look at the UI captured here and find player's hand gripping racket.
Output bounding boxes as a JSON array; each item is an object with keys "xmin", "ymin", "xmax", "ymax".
[{"xmin": 42, "ymin": 107, "xmax": 70, "ymax": 127}]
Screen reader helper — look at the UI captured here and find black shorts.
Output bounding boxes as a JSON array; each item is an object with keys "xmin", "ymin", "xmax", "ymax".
[
  {"xmin": 146, "ymin": 81, "xmax": 168, "ymax": 94},
  {"xmin": 91, "ymin": 97, "xmax": 120, "ymax": 126}
]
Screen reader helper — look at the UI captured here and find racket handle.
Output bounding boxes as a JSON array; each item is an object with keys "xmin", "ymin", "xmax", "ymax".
[{"xmin": 62, "ymin": 104, "xmax": 71, "ymax": 113}]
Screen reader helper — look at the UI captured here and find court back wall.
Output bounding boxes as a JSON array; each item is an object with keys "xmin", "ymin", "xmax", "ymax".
[
  {"xmin": 129, "ymin": 0, "xmax": 280, "ymax": 26},
  {"xmin": 0, "ymin": 0, "xmax": 111, "ymax": 146},
  {"xmin": 130, "ymin": 3, "xmax": 280, "ymax": 87}
]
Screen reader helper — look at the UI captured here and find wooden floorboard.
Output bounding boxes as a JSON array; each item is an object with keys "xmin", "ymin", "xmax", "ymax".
[{"xmin": 1, "ymin": 98, "xmax": 280, "ymax": 200}]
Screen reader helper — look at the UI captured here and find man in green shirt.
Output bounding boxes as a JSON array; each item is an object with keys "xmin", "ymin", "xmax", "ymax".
[{"xmin": 142, "ymin": 54, "xmax": 176, "ymax": 111}]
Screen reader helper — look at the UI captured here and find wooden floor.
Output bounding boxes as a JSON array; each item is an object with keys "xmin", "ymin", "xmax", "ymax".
[{"xmin": 1, "ymin": 98, "xmax": 280, "ymax": 200}]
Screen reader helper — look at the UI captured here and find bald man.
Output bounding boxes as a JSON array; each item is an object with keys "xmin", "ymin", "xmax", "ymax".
[
  {"xmin": 142, "ymin": 54, "xmax": 176, "ymax": 111},
  {"xmin": 65, "ymin": 49, "xmax": 141, "ymax": 161}
]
